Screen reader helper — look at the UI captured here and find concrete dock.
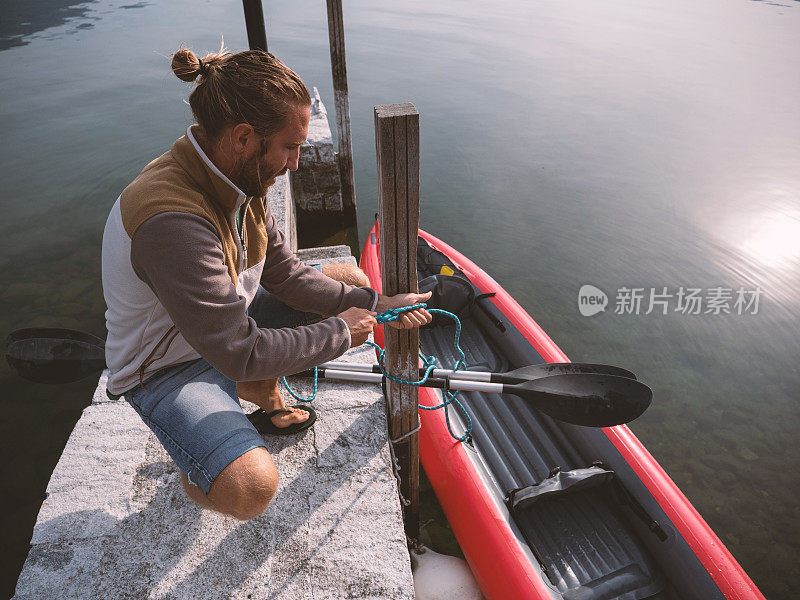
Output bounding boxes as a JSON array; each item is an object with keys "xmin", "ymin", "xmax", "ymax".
[
  {"xmin": 13, "ymin": 246, "xmax": 415, "ymax": 600},
  {"xmin": 13, "ymin": 92, "xmax": 416, "ymax": 599}
]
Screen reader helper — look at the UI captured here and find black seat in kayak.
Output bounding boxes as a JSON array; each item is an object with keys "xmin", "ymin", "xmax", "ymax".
[
  {"xmin": 418, "ymin": 274, "xmax": 476, "ymax": 327},
  {"xmin": 507, "ymin": 467, "xmax": 666, "ymax": 599}
]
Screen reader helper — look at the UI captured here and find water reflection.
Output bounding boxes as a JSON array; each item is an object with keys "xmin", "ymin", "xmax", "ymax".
[
  {"xmin": 0, "ymin": 1, "xmax": 98, "ymax": 51},
  {"xmin": 741, "ymin": 210, "xmax": 800, "ymax": 267},
  {"xmin": 0, "ymin": 0, "xmax": 150, "ymax": 52},
  {"xmin": 706, "ymin": 185, "xmax": 800, "ymax": 310}
]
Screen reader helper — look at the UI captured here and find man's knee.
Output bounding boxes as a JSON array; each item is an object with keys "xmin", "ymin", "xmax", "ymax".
[
  {"xmin": 321, "ymin": 263, "xmax": 370, "ymax": 287},
  {"xmin": 205, "ymin": 447, "xmax": 278, "ymax": 520}
]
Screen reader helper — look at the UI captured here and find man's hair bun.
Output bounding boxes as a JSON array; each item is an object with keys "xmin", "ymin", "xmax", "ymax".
[
  {"xmin": 171, "ymin": 42, "xmax": 230, "ymax": 82},
  {"xmin": 171, "ymin": 48, "xmax": 203, "ymax": 82}
]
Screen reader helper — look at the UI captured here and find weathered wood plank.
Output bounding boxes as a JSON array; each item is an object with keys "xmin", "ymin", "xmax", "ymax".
[
  {"xmin": 326, "ymin": 0, "xmax": 357, "ymax": 214},
  {"xmin": 375, "ymin": 109, "xmax": 403, "ymax": 473},
  {"xmin": 404, "ymin": 111, "xmax": 421, "ymax": 536},
  {"xmin": 394, "ymin": 114, "xmax": 410, "ymax": 454},
  {"xmin": 374, "ymin": 103, "xmax": 421, "ymax": 538}
]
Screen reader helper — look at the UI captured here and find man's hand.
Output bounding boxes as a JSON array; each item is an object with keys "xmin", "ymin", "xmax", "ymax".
[
  {"xmin": 375, "ymin": 291, "xmax": 433, "ymax": 330},
  {"xmin": 337, "ymin": 307, "xmax": 378, "ymax": 347}
]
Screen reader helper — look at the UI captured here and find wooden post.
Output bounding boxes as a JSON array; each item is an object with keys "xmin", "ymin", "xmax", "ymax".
[
  {"xmin": 326, "ymin": 0, "xmax": 357, "ymax": 217},
  {"xmin": 374, "ymin": 103, "xmax": 421, "ymax": 539},
  {"xmin": 242, "ymin": 0, "xmax": 268, "ymax": 52}
]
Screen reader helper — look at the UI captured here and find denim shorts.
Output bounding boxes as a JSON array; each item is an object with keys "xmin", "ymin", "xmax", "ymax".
[{"xmin": 124, "ymin": 285, "xmax": 320, "ymax": 494}]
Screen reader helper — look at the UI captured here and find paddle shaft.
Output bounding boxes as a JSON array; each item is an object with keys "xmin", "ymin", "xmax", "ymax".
[
  {"xmin": 304, "ymin": 367, "xmax": 515, "ymax": 394},
  {"xmin": 317, "ymin": 362, "xmax": 494, "ymax": 382}
]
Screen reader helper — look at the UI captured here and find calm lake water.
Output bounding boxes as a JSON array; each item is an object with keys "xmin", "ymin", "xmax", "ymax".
[{"xmin": 1, "ymin": 0, "xmax": 798, "ymax": 597}]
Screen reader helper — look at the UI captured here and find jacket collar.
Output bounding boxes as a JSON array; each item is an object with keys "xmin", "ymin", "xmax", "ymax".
[{"xmin": 169, "ymin": 125, "xmax": 248, "ymax": 214}]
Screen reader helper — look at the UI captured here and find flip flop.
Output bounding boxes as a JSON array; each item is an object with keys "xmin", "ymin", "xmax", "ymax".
[{"xmin": 247, "ymin": 404, "xmax": 317, "ymax": 436}]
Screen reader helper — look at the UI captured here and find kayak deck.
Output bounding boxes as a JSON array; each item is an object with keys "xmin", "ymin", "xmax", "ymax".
[{"xmin": 416, "ymin": 237, "xmax": 667, "ymax": 599}]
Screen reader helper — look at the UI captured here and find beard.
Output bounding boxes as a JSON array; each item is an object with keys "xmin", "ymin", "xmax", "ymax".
[{"xmin": 235, "ymin": 151, "xmax": 277, "ymax": 198}]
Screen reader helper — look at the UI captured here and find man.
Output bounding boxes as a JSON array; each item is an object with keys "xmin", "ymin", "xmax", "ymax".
[{"xmin": 101, "ymin": 46, "xmax": 431, "ymax": 521}]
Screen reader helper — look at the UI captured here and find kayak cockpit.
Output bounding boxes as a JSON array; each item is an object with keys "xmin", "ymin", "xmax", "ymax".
[{"xmin": 415, "ymin": 236, "xmax": 718, "ymax": 600}]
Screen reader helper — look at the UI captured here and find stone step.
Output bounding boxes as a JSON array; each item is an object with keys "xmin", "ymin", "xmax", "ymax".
[{"xmin": 297, "ymin": 245, "xmax": 356, "ymax": 266}]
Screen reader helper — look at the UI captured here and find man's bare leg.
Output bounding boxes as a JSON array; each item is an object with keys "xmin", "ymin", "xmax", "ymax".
[
  {"xmin": 181, "ymin": 447, "xmax": 278, "ymax": 520},
  {"xmin": 181, "ymin": 471, "xmax": 219, "ymax": 511},
  {"xmin": 320, "ymin": 263, "xmax": 371, "ymax": 287}
]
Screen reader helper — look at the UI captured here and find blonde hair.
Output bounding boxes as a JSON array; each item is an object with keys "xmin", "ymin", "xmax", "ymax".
[{"xmin": 170, "ymin": 43, "xmax": 311, "ymax": 142}]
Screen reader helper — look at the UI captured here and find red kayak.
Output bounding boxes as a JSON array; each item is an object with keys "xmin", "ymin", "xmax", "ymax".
[{"xmin": 360, "ymin": 221, "xmax": 764, "ymax": 600}]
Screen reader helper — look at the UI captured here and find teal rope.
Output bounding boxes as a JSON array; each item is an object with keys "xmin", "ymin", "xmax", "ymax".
[
  {"xmin": 281, "ymin": 303, "xmax": 473, "ymax": 442},
  {"xmin": 281, "ymin": 369, "xmax": 319, "ymax": 403},
  {"xmin": 374, "ymin": 302, "xmax": 427, "ymax": 324}
]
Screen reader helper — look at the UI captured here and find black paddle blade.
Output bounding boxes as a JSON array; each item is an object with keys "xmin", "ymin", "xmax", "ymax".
[
  {"xmin": 513, "ymin": 373, "xmax": 652, "ymax": 427},
  {"xmin": 500, "ymin": 362, "xmax": 637, "ymax": 383},
  {"xmin": 4, "ymin": 328, "xmax": 107, "ymax": 384}
]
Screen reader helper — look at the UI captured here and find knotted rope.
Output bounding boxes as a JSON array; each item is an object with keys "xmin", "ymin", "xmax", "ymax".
[{"xmin": 281, "ymin": 303, "xmax": 473, "ymax": 441}]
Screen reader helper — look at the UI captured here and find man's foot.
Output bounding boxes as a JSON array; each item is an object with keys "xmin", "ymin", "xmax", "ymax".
[
  {"xmin": 269, "ymin": 404, "xmax": 310, "ymax": 428},
  {"xmin": 237, "ymin": 378, "xmax": 310, "ymax": 429}
]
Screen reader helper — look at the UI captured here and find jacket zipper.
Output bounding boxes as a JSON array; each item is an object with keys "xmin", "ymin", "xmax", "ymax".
[{"xmin": 231, "ymin": 196, "xmax": 250, "ymax": 273}]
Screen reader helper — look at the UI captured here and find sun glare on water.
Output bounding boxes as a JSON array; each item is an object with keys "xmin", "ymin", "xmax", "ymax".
[{"xmin": 740, "ymin": 211, "xmax": 800, "ymax": 268}]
